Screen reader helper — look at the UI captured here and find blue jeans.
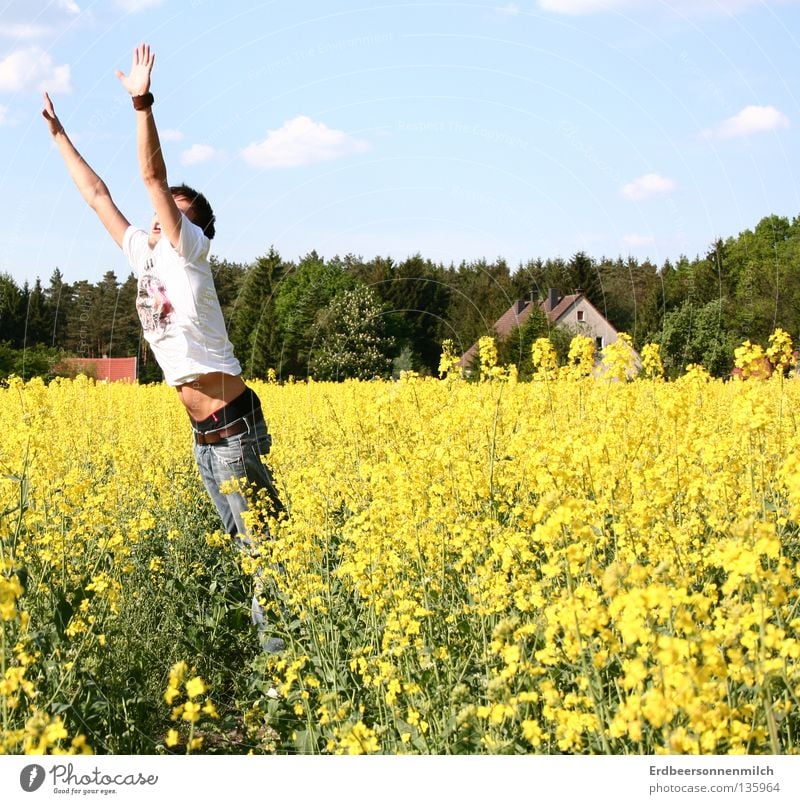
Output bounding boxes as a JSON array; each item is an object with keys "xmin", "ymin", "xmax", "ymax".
[{"xmin": 193, "ymin": 411, "xmax": 286, "ymax": 652}]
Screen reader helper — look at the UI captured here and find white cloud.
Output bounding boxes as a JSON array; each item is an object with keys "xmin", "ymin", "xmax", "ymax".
[
  {"xmin": 241, "ymin": 115, "xmax": 370, "ymax": 169},
  {"xmin": 161, "ymin": 128, "xmax": 184, "ymax": 142},
  {"xmin": 0, "ymin": 104, "xmax": 10, "ymax": 125},
  {"xmin": 0, "ymin": 24, "xmax": 53, "ymax": 39},
  {"xmin": 180, "ymin": 144, "xmax": 216, "ymax": 165},
  {"xmin": 116, "ymin": 0, "xmax": 164, "ymax": 11},
  {"xmin": 537, "ymin": 0, "xmax": 798, "ymax": 14},
  {"xmin": 0, "ymin": 46, "xmax": 72, "ymax": 93},
  {"xmin": 622, "ymin": 233, "xmax": 655, "ymax": 247},
  {"xmin": 537, "ymin": 0, "xmax": 634, "ymax": 13},
  {"xmin": 0, "ymin": 0, "xmax": 84, "ymax": 41},
  {"xmin": 494, "ymin": 3, "xmax": 523, "ymax": 16},
  {"xmin": 703, "ymin": 105, "xmax": 790, "ymax": 139},
  {"xmin": 669, "ymin": 0, "xmax": 797, "ymax": 12},
  {"xmin": 622, "ymin": 173, "xmax": 676, "ymax": 201}
]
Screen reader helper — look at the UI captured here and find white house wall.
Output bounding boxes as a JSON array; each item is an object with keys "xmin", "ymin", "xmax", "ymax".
[{"xmin": 556, "ymin": 299, "xmax": 619, "ymax": 348}]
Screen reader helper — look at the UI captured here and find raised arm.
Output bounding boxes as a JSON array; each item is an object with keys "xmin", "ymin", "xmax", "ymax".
[
  {"xmin": 41, "ymin": 92, "xmax": 130, "ymax": 247},
  {"xmin": 116, "ymin": 43, "xmax": 183, "ymax": 250}
]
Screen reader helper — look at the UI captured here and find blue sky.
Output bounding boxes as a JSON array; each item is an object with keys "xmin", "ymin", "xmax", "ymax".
[{"xmin": 1, "ymin": 0, "xmax": 798, "ymax": 285}]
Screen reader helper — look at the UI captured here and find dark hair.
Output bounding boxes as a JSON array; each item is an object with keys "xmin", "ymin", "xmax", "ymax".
[{"xmin": 170, "ymin": 183, "xmax": 216, "ymax": 239}]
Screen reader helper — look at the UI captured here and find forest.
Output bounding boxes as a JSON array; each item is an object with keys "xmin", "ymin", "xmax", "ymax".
[{"xmin": 1, "ymin": 212, "xmax": 798, "ymax": 382}]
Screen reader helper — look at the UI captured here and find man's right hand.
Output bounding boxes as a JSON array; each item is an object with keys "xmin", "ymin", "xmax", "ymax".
[{"xmin": 41, "ymin": 92, "xmax": 64, "ymax": 136}]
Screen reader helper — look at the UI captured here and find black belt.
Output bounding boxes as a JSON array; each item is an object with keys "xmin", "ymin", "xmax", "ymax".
[{"xmin": 193, "ymin": 417, "xmax": 248, "ymax": 445}]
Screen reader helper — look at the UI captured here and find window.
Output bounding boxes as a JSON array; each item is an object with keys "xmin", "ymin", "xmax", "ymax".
[
  {"xmin": 596, "ymin": 336, "xmax": 603, "ymax": 350},
  {"xmin": 576, "ymin": 309, "xmax": 585, "ymax": 322}
]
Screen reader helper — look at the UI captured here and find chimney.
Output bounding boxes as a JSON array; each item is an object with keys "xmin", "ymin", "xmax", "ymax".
[{"xmin": 547, "ymin": 288, "xmax": 559, "ymax": 312}]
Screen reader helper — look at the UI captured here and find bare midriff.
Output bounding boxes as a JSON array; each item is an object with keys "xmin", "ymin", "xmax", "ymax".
[{"xmin": 177, "ymin": 371, "xmax": 248, "ymax": 422}]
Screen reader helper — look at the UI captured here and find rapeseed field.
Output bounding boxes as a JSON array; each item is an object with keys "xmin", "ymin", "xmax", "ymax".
[{"xmin": 2, "ymin": 333, "xmax": 800, "ymax": 755}]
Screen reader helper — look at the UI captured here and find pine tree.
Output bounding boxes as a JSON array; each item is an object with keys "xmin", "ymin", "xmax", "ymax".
[
  {"xmin": 93, "ymin": 271, "xmax": 121, "ymax": 356},
  {"xmin": 111, "ymin": 273, "xmax": 142, "ymax": 358},
  {"xmin": 568, "ymin": 251, "xmax": 603, "ymax": 310},
  {"xmin": 45, "ymin": 268, "xmax": 70, "ymax": 348},
  {"xmin": 22, "ymin": 278, "xmax": 50, "ymax": 346},
  {"xmin": 229, "ymin": 247, "xmax": 286, "ymax": 379},
  {"xmin": 65, "ymin": 280, "xmax": 96, "ymax": 357},
  {"xmin": 0, "ymin": 273, "xmax": 24, "ymax": 347}
]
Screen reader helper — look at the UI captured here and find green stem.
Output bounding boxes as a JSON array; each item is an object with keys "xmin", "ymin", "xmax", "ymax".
[{"xmin": 564, "ymin": 557, "xmax": 612, "ymax": 754}]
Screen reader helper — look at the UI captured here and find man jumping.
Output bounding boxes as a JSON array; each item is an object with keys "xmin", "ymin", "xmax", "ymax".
[{"xmin": 42, "ymin": 43, "xmax": 286, "ymax": 653}]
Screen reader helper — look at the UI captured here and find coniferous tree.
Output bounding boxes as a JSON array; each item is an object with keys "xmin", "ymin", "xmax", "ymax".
[
  {"xmin": 111, "ymin": 273, "xmax": 143, "ymax": 358},
  {"xmin": 22, "ymin": 278, "xmax": 50, "ymax": 346},
  {"xmin": 93, "ymin": 271, "xmax": 121, "ymax": 356},
  {"xmin": 65, "ymin": 280, "xmax": 96, "ymax": 357},
  {"xmin": 46, "ymin": 268, "xmax": 70, "ymax": 348},
  {"xmin": 209, "ymin": 256, "xmax": 246, "ymax": 326},
  {"xmin": 229, "ymin": 247, "xmax": 286, "ymax": 379},
  {"xmin": 498, "ymin": 303, "xmax": 551, "ymax": 379},
  {"xmin": 0, "ymin": 273, "xmax": 24, "ymax": 347},
  {"xmin": 568, "ymin": 251, "xmax": 603, "ymax": 310},
  {"xmin": 444, "ymin": 257, "xmax": 518, "ymax": 362},
  {"xmin": 597, "ymin": 256, "xmax": 661, "ymax": 347},
  {"xmin": 367, "ymin": 253, "xmax": 449, "ymax": 374}
]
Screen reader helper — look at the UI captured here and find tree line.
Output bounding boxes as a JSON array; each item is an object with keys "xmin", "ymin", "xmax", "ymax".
[{"xmin": 1, "ymin": 212, "xmax": 799, "ymax": 382}]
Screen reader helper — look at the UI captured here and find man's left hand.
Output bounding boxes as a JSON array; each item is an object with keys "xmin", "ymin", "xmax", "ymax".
[{"xmin": 115, "ymin": 42, "xmax": 154, "ymax": 97}]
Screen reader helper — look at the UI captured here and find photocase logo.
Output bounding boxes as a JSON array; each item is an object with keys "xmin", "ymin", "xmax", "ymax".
[
  {"xmin": 15, "ymin": 762, "xmax": 159, "ymax": 795},
  {"xmin": 20, "ymin": 764, "xmax": 46, "ymax": 793}
]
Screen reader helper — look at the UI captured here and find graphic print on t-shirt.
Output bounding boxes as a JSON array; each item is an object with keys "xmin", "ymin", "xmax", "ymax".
[{"xmin": 136, "ymin": 259, "xmax": 174, "ymax": 332}]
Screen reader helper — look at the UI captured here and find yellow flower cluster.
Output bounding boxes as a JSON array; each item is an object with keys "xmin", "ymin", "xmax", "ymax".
[
  {"xmin": 1, "ymin": 711, "xmax": 91, "ymax": 755},
  {"xmin": 767, "ymin": 328, "xmax": 794, "ymax": 372},
  {"xmin": 163, "ymin": 661, "xmax": 217, "ymax": 753},
  {"xmin": 478, "ymin": 336, "xmax": 512, "ymax": 381},
  {"xmin": 734, "ymin": 340, "xmax": 770, "ymax": 379},
  {"xmin": 565, "ymin": 335, "xmax": 596, "ymax": 379},
  {"xmin": 600, "ymin": 332, "xmax": 637, "ymax": 380},
  {"xmin": 438, "ymin": 339, "xmax": 463, "ymax": 380},
  {"xmin": 0, "ymin": 560, "xmax": 24, "ymax": 622},
  {"xmin": 640, "ymin": 343, "xmax": 664, "ymax": 380},
  {"xmin": 531, "ymin": 337, "xmax": 558, "ymax": 377},
  {"xmin": 326, "ymin": 720, "xmax": 381, "ymax": 755}
]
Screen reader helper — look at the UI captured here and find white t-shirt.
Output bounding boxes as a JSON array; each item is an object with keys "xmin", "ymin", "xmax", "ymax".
[{"xmin": 122, "ymin": 216, "xmax": 242, "ymax": 386}]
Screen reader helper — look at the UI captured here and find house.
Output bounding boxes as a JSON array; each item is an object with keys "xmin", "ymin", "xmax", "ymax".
[
  {"xmin": 55, "ymin": 356, "xmax": 138, "ymax": 383},
  {"xmin": 459, "ymin": 289, "xmax": 623, "ymax": 369}
]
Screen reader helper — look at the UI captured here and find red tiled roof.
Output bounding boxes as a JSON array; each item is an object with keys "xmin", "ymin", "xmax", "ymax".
[
  {"xmin": 56, "ymin": 357, "xmax": 137, "ymax": 382},
  {"xmin": 492, "ymin": 299, "xmax": 536, "ymax": 340},
  {"xmin": 546, "ymin": 293, "xmax": 582, "ymax": 322}
]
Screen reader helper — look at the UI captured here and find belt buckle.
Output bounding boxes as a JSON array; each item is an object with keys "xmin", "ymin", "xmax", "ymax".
[
  {"xmin": 194, "ymin": 416, "xmax": 247, "ymax": 445},
  {"xmin": 194, "ymin": 428, "xmax": 219, "ymax": 445}
]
